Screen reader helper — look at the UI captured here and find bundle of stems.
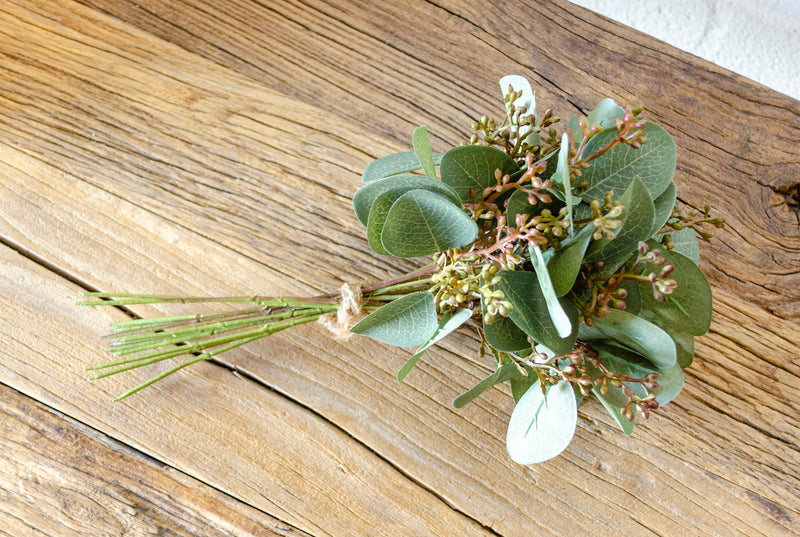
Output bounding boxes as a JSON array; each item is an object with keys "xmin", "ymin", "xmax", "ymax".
[{"xmin": 78, "ymin": 268, "xmax": 435, "ymax": 400}]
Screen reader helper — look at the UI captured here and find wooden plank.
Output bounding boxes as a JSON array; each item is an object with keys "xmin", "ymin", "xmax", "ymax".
[
  {"xmin": 0, "ymin": 383, "xmax": 311, "ymax": 537},
  {"xmin": 2, "ymin": 148, "xmax": 798, "ymax": 536},
  {"xmin": 0, "ymin": 1, "xmax": 798, "ymax": 536},
  {"xmin": 68, "ymin": 0, "xmax": 800, "ymax": 319}
]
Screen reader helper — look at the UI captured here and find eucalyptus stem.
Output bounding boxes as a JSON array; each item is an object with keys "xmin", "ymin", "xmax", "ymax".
[{"xmin": 80, "ymin": 281, "xmax": 420, "ymax": 400}]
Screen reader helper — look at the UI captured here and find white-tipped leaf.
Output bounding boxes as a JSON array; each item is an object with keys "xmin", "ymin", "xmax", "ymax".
[
  {"xmin": 499, "ymin": 75, "xmax": 536, "ymax": 142},
  {"xmin": 506, "ymin": 380, "xmax": 577, "ymax": 464}
]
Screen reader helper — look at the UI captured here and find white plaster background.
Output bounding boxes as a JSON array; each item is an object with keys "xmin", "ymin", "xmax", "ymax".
[{"xmin": 568, "ymin": 0, "xmax": 800, "ymax": 100}]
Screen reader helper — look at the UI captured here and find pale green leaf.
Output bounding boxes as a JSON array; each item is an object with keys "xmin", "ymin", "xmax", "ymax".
[
  {"xmin": 412, "ymin": 125, "xmax": 437, "ymax": 179},
  {"xmin": 530, "ymin": 246, "xmax": 572, "ymax": 338},
  {"xmin": 580, "ymin": 122, "xmax": 677, "ymax": 203},
  {"xmin": 663, "ymin": 227, "xmax": 700, "ymax": 265},
  {"xmin": 585, "ymin": 98, "xmax": 626, "ymax": 130},
  {"xmin": 440, "ymin": 145, "xmax": 519, "ymax": 202},
  {"xmin": 568, "ymin": 115, "xmax": 582, "ymax": 144},
  {"xmin": 651, "ymin": 181, "xmax": 677, "ymax": 236},
  {"xmin": 381, "ymin": 190, "xmax": 478, "ymax": 258},
  {"xmin": 366, "ymin": 190, "xmax": 402, "ymax": 255},
  {"xmin": 350, "ymin": 292, "xmax": 437, "ymax": 347},
  {"xmin": 398, "ymin": 309, "xmax": 472, "ymax": 382},
  {"xmin": 591, "ymin": 309, "xmax": 677, "ymax": 369},
  {"xmin": 362, "ymin": 151, "xmax": 443, "ymax": 183},
  {"xmin": 506, "ymin": 380, "xmax": 577, "ymax": 464}
]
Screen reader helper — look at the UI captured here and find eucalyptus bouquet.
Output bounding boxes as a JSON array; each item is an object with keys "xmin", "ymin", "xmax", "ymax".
[{"xmin": 81, "ymin": 75, "xmax": 722, "ymax": 464}]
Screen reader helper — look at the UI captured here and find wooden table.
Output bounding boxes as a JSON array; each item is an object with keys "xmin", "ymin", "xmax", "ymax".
[{"xmin": 1, "ymin": 1, "xmax": 798, "ymax": 535}]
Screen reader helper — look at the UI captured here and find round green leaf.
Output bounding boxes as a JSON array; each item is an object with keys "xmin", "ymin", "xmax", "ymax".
[
  {"xmin": 353, "ymin": 174, "xmax": 460, "ymax": 226},
  {"xmin": 381, "ymin": 190, "xmax": 478, "ymax": 258},
  {"xmin": 506, "ymin": 380, "xmax": 577, "ymax": 465},
  {"xmin": 350, "ymin": 292, "xmax": 437, "ymax": 347},
  {"xmin": 440, "ymin": 145, "xmax": 519, "ymax": 202}
]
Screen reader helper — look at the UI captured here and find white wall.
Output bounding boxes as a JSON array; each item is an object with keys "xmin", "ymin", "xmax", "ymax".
[{"xmin": 568, "ymin": 0, "xmax": 800, "ymax": 100}]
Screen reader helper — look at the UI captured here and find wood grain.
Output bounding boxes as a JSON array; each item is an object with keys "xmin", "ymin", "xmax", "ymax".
[
  {"xmin": 0, "ymin": 383, "xmax": 310, "ymax": 537},
  {"xmin": 0, "ymin": 0, "xmax": 798, "ymax": 536}
]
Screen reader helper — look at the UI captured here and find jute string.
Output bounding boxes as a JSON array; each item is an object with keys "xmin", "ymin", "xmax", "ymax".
[{"xmin": 318, "ymin": 283, "xmax": 364, "ymax": 340}]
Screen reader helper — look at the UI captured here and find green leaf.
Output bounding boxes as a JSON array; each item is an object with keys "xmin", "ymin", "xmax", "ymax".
[
  {"xmin": 585, "ymin": 98, "xmax": 626, "ymax": 130},
  {"xmin": 663, "ymin": 227, "xmax": 700, "ymax": 265},
  {"xmin": 398, "ymin": 309, "xmax": 472, "ymax": 382},
  {"xmin": 580, "ymin": 122, "xmax": 677, "ymax": 203},
  {"xmin": 592, "ymin": 382, "xmax": 635, "ymax": 435},
  {"xmin": 651, "ymin": 181, "xmax": 677, "ymax": 236},
  {"xmin": 505, "ymin": 189, "xmax": 564, "ymax": 228},
  {"xmin": 568, "ymin": 115, "xmax": 582, "ymax": 145},
  {"xmin": 637, "ymin": 244, "xmax": 712, "ymax": 336},
  {"xmin": 552, "ymin": 133, "xmax": 577, "ymax": 236},
  {"xmin": 440, "ymin": 145, "xmax": 519, "ymax": 202},
  {"xmin": 506, "ymin": 380, "xmax": 577, "ymax": 464},
  {"xmin": 584, "ymin": 176, "xmax": 655, "ymax": 274},
  {"xmin": 497, "ymin": 270, "xmax": 578, "ymax": 355},
  {"xmin": 353, "ymin": 174, "xmax": 460, "ymax": 226},
  {"xmin": 453, "ymin": 362, "xmax": 518, "ymax": 408},
  {"xmin": 591, "ymin": 309, "xmax": 677, "ymax": 369},
  {"xmin": 530, "ymin": 246, "xmax": 573, "ymax": 338},
  {"xmin": 671, "ymin": 331, "xmax": 696, "ymax": 368},
  {"xmin": 482, "ymin": 299, "xmax": 531, "ymax": 352},
  {"xmin": 362, "ymin": 151, "xmax": 443, "ymax": 183},
  {"xmin": 412, "ymin": 126, "xmax": 437, "ymax": 179},
  {"xmin": 350, "ymin": 292, "xmax": 437, "ymax": 347},
  {"xmin": 547, "ymin": 224, "xmax": 594, "ymax": 296},
  {"xmin": 594, "ymin": 344, "xmax": 684, "ymax": 406},
  {"xmin": 366, "ymin": 189, "xmax": 404, "ymax": 255},
  {"xmin": 510, "ymin": 365, "xmax": 537, "ymax": 403},
  {"xmin": 381, "ymin": 190, "xmax": 478, "ymax": 258}
]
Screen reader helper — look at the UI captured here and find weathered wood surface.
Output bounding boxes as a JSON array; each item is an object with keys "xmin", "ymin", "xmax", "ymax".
[{"xmin": 0, "ymin": 0, "xmax": 798, "ymax": 535}]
